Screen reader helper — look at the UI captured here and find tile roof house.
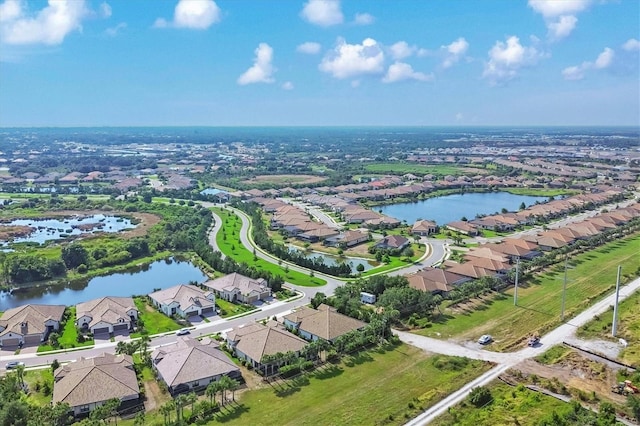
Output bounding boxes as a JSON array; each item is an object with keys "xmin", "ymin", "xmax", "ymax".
[
  {"xmin": 407, "ymin": 267, "xmax": 469, "ymax": 295},
  {"xmin": 76, "ymin": 297, "xmax": 138, "ymax": 336},
  {"xmin": 149, "ymin": 285, "xmax": 216, "ymax": 318},
  {"xmin": 53, "ymin": 353, "xmax": 140, "ymax": 416},
  {"xmin": 324, "ymin": 229, "xmax": 370, "ymax": 248},
  {"xmin": 283, "ymin": 304, "xmax": 367, "ymax": 343},
  {"xmin": 152, "ymin": 336, "xmax": 241, "ymax": 395},
  {"xmin": 0, "ymin": 304, "xmax": 65, "ymax": 347},
  {"xmin": 374, "ymin": 235, "xmax": 410, "ymax": 251},
  {"xmin": 226, "ymin": 321, "xmax": 308, "ymax": 370},
  {"xmin": 446, "ymin": 221, "xmax": 479, "ymax": 236},
  {"xmin": 203, "ymin": 273, "xmax": 271, "ymax": 304},
  {"xmin": 411, "ymin": 220, "xmax": 437, "ymax": 236}
]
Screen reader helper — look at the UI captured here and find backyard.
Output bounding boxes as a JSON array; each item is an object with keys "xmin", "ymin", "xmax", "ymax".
[{"xmin": 415, "ymin": 233, "xmax": 640, "ymax": 351}]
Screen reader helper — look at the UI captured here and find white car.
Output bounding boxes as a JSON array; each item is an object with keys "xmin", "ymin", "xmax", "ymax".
[
  {"xmin": 176, "ymin": 328, "xmax": 191, "ymax": 336},
  {"xmin": 478, "ymin": 335, "xmax": 492, "ymax": 345},
  {"xmin": 5, "ymin": 361, "xmax": 25, "ymax": 369}
]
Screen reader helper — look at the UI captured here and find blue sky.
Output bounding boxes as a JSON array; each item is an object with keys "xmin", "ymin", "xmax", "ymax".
[{"xmin": 0, "ymin": 0, "xmax": 638, "ymax": 127}]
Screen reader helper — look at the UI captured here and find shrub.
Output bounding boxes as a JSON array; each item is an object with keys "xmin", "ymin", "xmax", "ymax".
[{"xmin": 468, "ymin": 386, "xmax": 492, "ymax": 407}]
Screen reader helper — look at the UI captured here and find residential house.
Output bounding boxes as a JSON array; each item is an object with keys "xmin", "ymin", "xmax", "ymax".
[
  {"xmin": 0, "ymin": 304, "xmax": 65, "ymax": 347},
  {"xmin": 149, "ymin": 285, "xmax": 216, "ymax": 318},
  {"xmin": 53, "ymin": 353, "xmax": 140, "ymax": 417},
  {"xmin": 446, "ymin": 221, "xmax": 479, "ymax": 236},
  {"xmin": 76, "ymin": 297, "xmax": 138, "ymax": 336},
  {"xmin": 374, "ymin": 235, "xmax": 410, "ymax": 251},
  {"xmin": 407, "ymin": 267, "xmax": 469, "ymax": 295},
  {"xmin": 283, "ymin": 304, "xmax": 366, "ymax": 343},
  {"xmin": 204, "ymin": 273, "xmax": 271, "ymax": 304},
  {"xmin": 226, "ymin": 321, "xmax": 308, "ymax": 370},
  {"xmin": 152, "ymin": 336, "xmax": 241, "ymax": 395},
  {"xmin": 411, "ymin": 219, "xmax": 437, "ymax": 236},
  {"xmin": 324, "ymin": 230, "xmax": 369, "ymax": 248}
]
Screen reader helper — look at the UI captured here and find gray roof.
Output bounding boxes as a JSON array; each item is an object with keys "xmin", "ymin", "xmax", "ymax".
[
  {"xmin": 228, "ymin": 321, "xmax": 307, "ymax": 363},
  {"xmin": 76, "ymin": 296, "xmax": 136, "ymax": 328},
  {"xmin": 284, "ymin": 304, "xmax": 366, "ymax": 341},
  {"xmin": 53, "ymin": 353, "xmax": 139, "ymax": 408},
  {"xmin": 152, "ymin": 337, "xmax": 239, "ymax": 387},
  {"xmin": 203, "ymin": 273, "xmax": 269, "ymax": 298},
  {"xmin": 149, "ymin": 284, "xmax": 215, "ymax": 311}
]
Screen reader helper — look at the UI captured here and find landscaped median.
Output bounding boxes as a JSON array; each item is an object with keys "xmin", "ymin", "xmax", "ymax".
[
  {"xmin": 413, "ymin": 233, "xmax": 640, "ymax": 352},
  {"xmin": 212, "ymin": 207, "xmax": 327, "ymax": 286}
]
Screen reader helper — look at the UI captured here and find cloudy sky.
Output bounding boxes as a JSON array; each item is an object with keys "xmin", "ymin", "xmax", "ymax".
[{"xmin": 0, "ymin": 0, "xmax": 638, "ymax": 127}]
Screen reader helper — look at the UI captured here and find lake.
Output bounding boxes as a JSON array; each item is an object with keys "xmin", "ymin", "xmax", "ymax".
[
  {"xmin": 289, "ymin": 245, "xmax": 377, "ymax": 272},
  {"xmin": 1, "ymin": 214, "xmax": 136, "ymax": 245},
  {"xmin": 0, "ymin": 258, "xmax": 208, "ymax": 310},
  {"xmin": 377, "ymin": 192, "xmax": 548, "ymax": 225}
]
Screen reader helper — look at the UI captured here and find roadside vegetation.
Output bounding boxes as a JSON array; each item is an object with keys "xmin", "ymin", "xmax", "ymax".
[{"xmin": 415, "ymin": 233, "xmax": 640, "ymax": 351}]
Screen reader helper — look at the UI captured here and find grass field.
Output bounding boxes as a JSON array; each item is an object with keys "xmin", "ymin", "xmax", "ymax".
[
  {"xmin": 37, "ymin": 307, "xmax": 94, "ymax": 352},
  {"xmin": 416, "ymin": 234, "xmax": 640, "ymax": 351},
  {"xmin": 431, "ymin": 382, "xmax": 570, "ymax": 425},
  {"xmin": 213, "ymin": 208, "xmax": 327, "ymax": 286},
  {"xmin": 212, "ymin": 344, "xmax": 492, "ymax": 426},
  {"xmin": 364, "ymin": 163, "xmax": 485, "ymax": 176},
  {"xmin": 577, "ymin": 288, "xmax": 640, "ymax": 366},
  {"xmin": 502, "ymin": 188, "xmax": 579, "ymax": 197},
  {"xmin": 216, "ymin": 298, "xmax": 255, "ymax": 318},
  {"xmin": 23, "ymin": 368, "xmax": 54, "ymax": 406},
  {"xmin": 133, "ymin": 297, "xmax": 183, "ymax": 335}
]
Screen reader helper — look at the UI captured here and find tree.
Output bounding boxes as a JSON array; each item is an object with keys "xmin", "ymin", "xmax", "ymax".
[
  {"xmin": 185, "ymin": 392, "xmax": 198, "ymax": 418},
  {"xmin": 174, "ymin": 393, "xmax": 189, "ymax": 423},
  {"xmin": 598, "ymin": 401, "xmax": 616, "ymax": 425},
  {"xmin": 401, "ymin": 247, "xmax": 414, "ymax": 258},
  {"xmin": 133, "ymin": 411, "xmax": 146, "ymax": 426},
  {"xmin": 467, "ymin": 386, "xmax": 492, "ymax": 407},
  {"xmin": 218, "ymin": 375, "xmax": 234, "ymax": 406},
  {"xmin": 206, "ymin": 381, "xmax": 219, "ymax": 405},
  {"xmin": 227, "ymin": 378, "xmax": 240, "ymax": 401},
  {"xmin": 48, "ymin": 332, "xmax": 60, "ymax": 348},
  {"xmin": 356, "ymin": 263, "xmax": 365, "ymax": 273},
  {"xmin": 159, "ymin": 402, "xmax": 173, "ymax": 426},
  {"xmin": 310, "ymin": 292, "xmax": 326, "ymax": 309},
  {"xmin": 61, "ymin": 243, "xmax": 89, "ymax": 269},
  {"xmin": 519, "ymin": 202, "xmax": 526, "ymax": 210},
  {"xmin": 628, "ymin": 395, "xmax": 640, "ymax": 422}
]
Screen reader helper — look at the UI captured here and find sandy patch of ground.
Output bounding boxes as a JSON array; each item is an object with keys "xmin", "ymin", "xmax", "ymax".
[{"xmin": 144, "ymin": 380, "xmax": 170, "ymax": 411}]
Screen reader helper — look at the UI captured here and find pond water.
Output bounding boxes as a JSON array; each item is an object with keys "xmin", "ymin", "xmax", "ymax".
[
  {"xmin": 377, "ymin": 192, "xmax": 548, "ymax": 225},
  {"xmin": 200, "ymin": 188, "xmax": 227, "ymax": 196},
  {"xmin": 0, "ymin": 258, "xmax": 208, "ymax": 310},
  {"xmin": 0, "ymin": 214, "xmax": 136, "ymax": 245},
  {"xmin": 289, "ymin": 245, "xmax": 377, "ymax": 272}
]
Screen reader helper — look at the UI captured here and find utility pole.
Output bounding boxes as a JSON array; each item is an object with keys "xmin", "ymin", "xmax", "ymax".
[
  {"xmin": 561, "ymin": 255, "xmax": 568, "ymax": 322},
  {"xmin": 612, "ymin": 265, "xmax": 622, "ymax": 337},
  {"xmin": 513, "ymin": 256, "xmax": 520, "ymax": 306}
]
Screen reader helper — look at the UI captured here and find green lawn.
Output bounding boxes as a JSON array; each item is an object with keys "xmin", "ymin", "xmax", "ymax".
[
  {"xmin": 133, "ymin": 297, "xmax": 183, "ymax": 335},
  {"xmin": 577, "ymin": 288, "xmax": 640, "ymax": 366},
  {"xmin": 216, "ymin": 343, "xmax": 492, "ymax": 426},
  {"xmin": 216, "ymin": 298, "xmax": 256, "ymax": 318},
  {"xmin": 23, "ymin": 368, "xmax": 54, "ymax": 406},
  {"xmin": 213, "ymin": 208, "xmax": 326, "ymax": 287},
  {"xmin": 415, "ymin": 233, "xmax": 640, "ymax": 351},
  {"xmin": 431, "ymin": 382, "xmax": 571, "ymax": 426},
  {"xmin": 364, "ymin": 163, "xmax": 480, "ymax": 176},
  {"xmin": 360, "ymin": 243, "xmax": 427, "ymax": 277},
  {"xmin": 38, "ymin": 307, "xmax": 94, "ymax": 353},
  {"xmin": 502, "ymin": 188, "xmax": 579, "ymax": 197}
]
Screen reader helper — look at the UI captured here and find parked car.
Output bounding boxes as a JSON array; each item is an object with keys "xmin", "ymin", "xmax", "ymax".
[
  {"xmin": 527, "ymin": 336, "xmax": 540, "ymax": 347},
  {"xmin": 176, "ymin": 328, "xmax": 191, "ymax": 336},
  {"xmin": 478, "ymin": 335, "xmax": 492, "ymax": 345},
  {"xmin": 5, "ymin": 361, "xmax": 25, "ymax": 369}
]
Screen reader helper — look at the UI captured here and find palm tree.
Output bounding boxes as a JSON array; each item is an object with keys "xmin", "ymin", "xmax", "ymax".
[
  {"xmin": 217, "ymin": 375, "xmax": 233, "ymax": 406},
  {"xmin": 159, "ymin": 402, "xmax": 172, "ymax": 426},
  {"xmin": 227, "ymin": 378, "xmax": 240, "ymax": 402},
  {"xmin": 15, "ymin": 364, "xmax": 25, "ymax": 388},
  {"xmin": 185, "ymin": 392, "xmax": 198, "ymax": 417},
  {"xmin": 174, "ymin": 394, "xmax": 189, "ymax": 423},
  {"xmin": 206, "ymin": 381, "xmax": 218, "ymax": 404}
]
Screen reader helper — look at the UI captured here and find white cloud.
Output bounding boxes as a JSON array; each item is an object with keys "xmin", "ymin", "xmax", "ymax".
[
  {"xmin": 237, "ymin": 43, "xmax": 276, "ymax": 85},
  {"xmin": 622, "ymin": 38, "xmax": 640, "ymax": 52},
  {"xmin": 281, "ymin": 81, "xmax": 294, "ymax": 90},
  {"xmin": 154, "ymin": 0, "xmax": 221, "ymax": 30},
  {"xmin": 482, "ymin": 36, "xmax": 544, "ymax": 84},
  {"xmin": 547, "ymin": 15, "xmax": 577, "ymax": 40},
  {"xmin": 99, "ymin": 2, "xmax": 112, "ymax": 18},
  {"xmin": 389, "ymin": 41, "xmax": 414, "ymax": 60},
  {"xmin": 0, "ymin": 0, "xmax": 88, "ymax": 45},
  {"xmin": 300, "ymin": 0, "xmax": 343, "ymax": 27},
  {"xmin": 441, "ymin": 37, "xmax": 469, "ymax": 68},
  {"xmin": 297, "ymin": 41, "xmax": 321, "ymax": 54},
  {"xmin": 561, "ymin": 64, "xmax": 586, "ymax": 80},
  {"xmin": 562, "ymin": 47, "xmax": 615, "ymax": 80},
  {"xmin": 319, "ymin": 37, "xmax": 384, "ymax": 79},
  {"xmin": 354, "ymin": 12, "xmax": 374, "ymax": 25},
  {"xmin": 382, "ymin": 62, "xmax": 433, "ymax": 83},
  {"xmin": 594, "ymin": 47, "xmax": 614, "ymax": 69},
  {"xmin": 105, "ymin": 22, "xmax": 126, "ymax": 37},
  {"xmin": 528, "ymin": 0, "xmax": 591, "ymax": 40}
]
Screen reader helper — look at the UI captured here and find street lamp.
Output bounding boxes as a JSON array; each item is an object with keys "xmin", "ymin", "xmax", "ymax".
[{"xmin": 612, "ymin": 265, "xmax": 622, "ymax": 337}]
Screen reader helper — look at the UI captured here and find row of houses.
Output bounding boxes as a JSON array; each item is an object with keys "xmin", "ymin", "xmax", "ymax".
[
  {"xmin": 49, "ymin": 302, "xmax": 367, "ymax": 417},
  {"xmin": 406, "ymin": 202, "xmax": 640, "ymax": 294},
  {"xmin": 0, "ymin": 273, "xmax": 271, "ymax": 347},
  {"xmin": 446, "ymin": 189, "xmax": 627, "ymax": 235}
]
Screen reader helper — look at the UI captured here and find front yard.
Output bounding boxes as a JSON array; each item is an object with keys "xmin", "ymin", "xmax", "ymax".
[
  {"xmin": 37, "ymin": 307, "xmax": 94, "ymax": 353},
  {"xmin": 216, "ymin": 298, "xmax": 256, "ymax": 318},
  {"xmin": 132, "ymin": 297, "xmax": 184, "ymax": 336}
]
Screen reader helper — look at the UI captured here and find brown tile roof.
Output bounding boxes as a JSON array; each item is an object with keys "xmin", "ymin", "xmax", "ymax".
[
  {"xmin": 53, "ymin": 353, "xmax": 139, "ymax": 408},
  {"xmin": 284, "ymin": 304, "xmax": 366, "ymax": 341},
  {"xmin": 0, "ymin": 304, "xmax": 65, "ymax": 338},
  {"xmin": 76, "ymin": 297, "xmax": 136, "ymax": 328},
  {"xmin": 228, "ymin": 322, "xmax": 307, "ymax": 363},
  {"xmin": 149, "ymin": 285, "xmax": 215, "ymax": 311},
  {"xmin": 204, "ymin": 273, "xmax": 269, "ymax": 298},
  {"xmin": 152, "ymin": 337, "xmax": 239, "ymax": 387}
]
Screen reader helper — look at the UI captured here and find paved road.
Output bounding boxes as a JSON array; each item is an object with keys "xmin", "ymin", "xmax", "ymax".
[{"xmin": 402, "ymin": 274, "xmax": 640, "ymax": 425}]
